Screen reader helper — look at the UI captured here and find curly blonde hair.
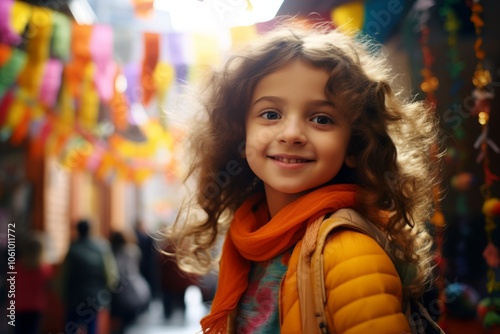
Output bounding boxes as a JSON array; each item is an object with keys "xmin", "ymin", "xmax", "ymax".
[{"xmin": 167, "ymin": 22, "xmax": 441, "ymax": 297}]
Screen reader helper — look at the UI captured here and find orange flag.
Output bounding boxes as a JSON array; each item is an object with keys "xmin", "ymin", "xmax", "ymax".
[{"xmin": 141, "ymin": 32, "xmax": 159, "ymax": 106}]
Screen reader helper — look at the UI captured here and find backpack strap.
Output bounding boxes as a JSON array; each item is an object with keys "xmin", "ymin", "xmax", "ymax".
[
  {"xmin": 297, "ymin": 215, "xmax": 328, "ymax": 333},
  {"xmin": 298, "ymin": 208, "xmax": 399, "ymax": 334}
]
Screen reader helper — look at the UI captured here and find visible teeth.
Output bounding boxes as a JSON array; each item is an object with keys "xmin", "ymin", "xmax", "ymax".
[{"xmin": 275, "ymin": 157, "xmax": 307, "ymax": 163}]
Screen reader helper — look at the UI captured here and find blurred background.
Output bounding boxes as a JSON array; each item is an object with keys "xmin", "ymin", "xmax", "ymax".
[{"xmin": 0, "ymin": 0, "xmax": 499, "ymax": 333}]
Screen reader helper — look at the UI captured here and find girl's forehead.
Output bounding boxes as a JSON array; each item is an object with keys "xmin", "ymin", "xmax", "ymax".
[{"xmin": 252, "ymin": 61, "xmax": 330, "ymax": 95}]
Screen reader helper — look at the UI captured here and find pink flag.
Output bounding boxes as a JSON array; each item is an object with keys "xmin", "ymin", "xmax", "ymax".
[
  {"xmin": 90, "ymin": 24, "xmax": 116, "ymax": 101},
  {"xmin": 39, "ymin": 59, "xmax": 63, "ymax": 107}
]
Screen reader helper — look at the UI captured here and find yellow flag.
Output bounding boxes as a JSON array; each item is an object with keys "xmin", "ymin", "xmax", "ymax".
[
  {"xmin": 79, "ymin": 63, "xmax": 99, "ymax": 130},
  {"xmin": 11, "ymin": 1, "xmax": 32, "ymax": 35},
  {"xmin": 331, "ymin": 2, "xmax": 365, "ymax": 35},
  {"xmin": 153, "ymin": 62, "xmax": 175, "ymax": 106},
  {"xmin": 17, "ymin": 6, "xmax": 53, "ymax": 98},
  {"xmin": 230, "ymin": 25, "xmax": 257, "ymax": 50}
]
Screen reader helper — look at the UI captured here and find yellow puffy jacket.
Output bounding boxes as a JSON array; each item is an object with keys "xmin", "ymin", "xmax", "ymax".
[{"xmin": 280, "ymin": 229, "xmax": 411, "ymax": 333}]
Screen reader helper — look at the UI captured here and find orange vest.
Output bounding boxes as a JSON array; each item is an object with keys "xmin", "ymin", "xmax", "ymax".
[{"xmin": 280, "ymin": 229, "xmax": 411, "ymax": 333}]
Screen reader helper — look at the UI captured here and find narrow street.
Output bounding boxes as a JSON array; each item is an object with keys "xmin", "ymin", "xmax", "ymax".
[{"xmin": 126, "ymin": 286, "xmax": 208, "ymax": 334}]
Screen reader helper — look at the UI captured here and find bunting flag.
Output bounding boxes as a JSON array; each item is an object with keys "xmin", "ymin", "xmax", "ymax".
[
  {"xmin": 90, "ymin": 24, "xmax": 116, "ymax": 102},
  {"xmin": 0, "ymin": 90, "xmax": 15, "ymax": 127},
  {"xmin": 86, "ymin": 144, "xmax": 104, "ymax": 172},
  {"xmin": 60, "ymin": 134, "xmax": 93, "ymax": 170},
  {"xmin": 124, "ymin": 62, "xmax": 141, "ymax": 105},
  {"xmin": 17, "ymin": 6, "xmax": 53, "ymax": 98},
  {"xmin": 51, "ymin": 11, "xmax": 71, "ymax": 61},
  {"xmin": 330, "ymin": 0, "xmax": 413, "ymax": 43},
  {"xmin": 65, "ymin": 23, "xmax": 93, "ymax": 99},
  {"xmin": 0, "ymin": 0, "xmax": 18, "ymax": 45},
  {"xmin": 9, "ymin": 102, "xmax": 31, "ymax": 145},
  {"xmin": 141, "ymin": 32, "xmax": 160, "ymax": 106},
  {"xmin": 95, "ymin": 151, "xmax": 115, "ymax": 181},
  {"xmin": 161, "ymin": 32, "xmax": 195, "ymax": 84},
  {"xmin": 28, "ymin": 109, "xmax": 45, "ymax": 138},
  {"xmin": 109, "ymin": 123, "xmax": 159, "ymax": 159},
  {"xmin": 110, "ymin": 68, "xmax": 130, "ymax": 131},
  {"xmin": 131, "ymin": 0, "xmax": 155, "ymax": 19},
  {"xmin": 58, "ymin": 73, "xmax": 75, "ymax": 126},
  {"xmin": 10, "ymin": 0, "xmax": 32, "ymax": 36},
  {"xmin": 190, "ymin": 33, "xmax": 222, "ymax": 82},
  {"xmin": 2, "ymin": 97, "xmax": 28, "ymax": 141},
  {"xmin": 0, "ymin": 47, "xmax": 27, "ymax": 97},
  {"xmin": 28, "ymin": 117, "xmax": 52, "ymax": 159},
  {"xmin": 0, "ymin": 0, "xmax": 231, "ymax": 184},
  {"xmin": 331, "ymin": 1, "xmax": 365, "ymax": 34},
  {"xmin": 153, "ymin": 62, "xmax": 175, "ymax": 107},
  {"xmin": 1, "ymin": 0, "xmax": 30, "ymax": 45},
  {"xmin": 79, "ymin": 62, "xmax": 100, "ymax": 130},
  {"xmin": 230, "ymin": 24, "xmax": 258, "ymax": 49},
  {"xmin": 162, "ymin": 32, "xmax": 185, "ymax": 65},
  {"xmin": 0, "ymin": 44, "xmax": 12, "ymax": 66},
  {"xmin": 39, "ymin": 59, "xmax": 63, "ymax": 108},
  {"xmin": 44, "ymin": 118, "xmax": 72, "ymax": 158}
]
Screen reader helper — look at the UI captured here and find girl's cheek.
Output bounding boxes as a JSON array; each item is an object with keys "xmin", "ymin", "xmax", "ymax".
[
  {"xmin": 244, "ymin": 143, "xmax": 257, "ymax": 161},
  {"xmin": 253, "ymin": 127, "xmax": 278, "ymax": 146}
]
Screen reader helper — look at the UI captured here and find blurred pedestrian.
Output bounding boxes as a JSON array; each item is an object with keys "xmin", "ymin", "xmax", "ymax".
[
  {"xmin": 134, "ymin": 220, "xmax": 159, "ymax": 299},
  {"xmin": 58, "ymin": 219, "xmax": 119, "ymax": 334},
  {"xmin": 109, "ymin": 230, "xmax": 151, "ymax": 334},
  {"xmin": 15, "ymin": 232, "xmax": 54, "ymax": 334},
  {"xmin": 159, "ymin": 236, "xmax": 199, "ymax": 322}
]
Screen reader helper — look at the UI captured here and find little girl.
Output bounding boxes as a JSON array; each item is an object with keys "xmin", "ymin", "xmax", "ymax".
[{"xmin": 167, "ymin": 22, "xmax": 441, "ymax": 333}]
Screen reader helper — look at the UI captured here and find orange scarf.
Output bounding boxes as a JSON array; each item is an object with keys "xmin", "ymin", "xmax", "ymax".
[{"xmin": 200, "ymin": 184, "xmax": 357, "ymax": 333}]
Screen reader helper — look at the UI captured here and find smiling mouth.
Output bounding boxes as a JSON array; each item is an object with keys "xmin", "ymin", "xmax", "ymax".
[{"xmin": 271, "ymin": 156, "xmax": 312, "ymax": 163}]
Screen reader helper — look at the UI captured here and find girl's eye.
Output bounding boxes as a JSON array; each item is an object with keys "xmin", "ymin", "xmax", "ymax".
[
  {"xmin": 311, "ymin": 115, "xmax": 333, "ymax": 125},
  {"xmin": 260, "ymin": 110, "xmax": 281, "ymax": 120}
]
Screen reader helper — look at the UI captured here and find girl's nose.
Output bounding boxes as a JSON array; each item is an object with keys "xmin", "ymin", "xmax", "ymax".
[{"xmin": 277, "ymin": 118, "xmax": 307, "ymax": 145}]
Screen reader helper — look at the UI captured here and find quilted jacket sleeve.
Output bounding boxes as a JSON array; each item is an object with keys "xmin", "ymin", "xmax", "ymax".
[{"xmin": 323, "ymin": 229, "xmax": 411, "ymax": 334}]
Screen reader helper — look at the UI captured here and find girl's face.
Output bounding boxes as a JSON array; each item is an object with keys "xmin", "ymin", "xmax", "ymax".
[{"xmin": 245, "ymin": 60, "xmax": 354, "ymax": 216}]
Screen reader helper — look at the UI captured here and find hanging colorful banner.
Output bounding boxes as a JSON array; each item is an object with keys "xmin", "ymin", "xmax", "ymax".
[
  {"xmin": 39, "ymin": 59, "xmax": 63, "ymax": 108},
  {"xmin": 90, "ymin": 24, "xmax": 116, "ymax": 102},
  {"xmin": 141, "ymin": 32, "xmax": 159, "ymax": 106},
  {"xmin": 0, "ymin": 0, "xmax": 235, "ymax": 183},
  {"xmin": 0, "ymin": 47, "xmax": 27, "ymax": 97}
]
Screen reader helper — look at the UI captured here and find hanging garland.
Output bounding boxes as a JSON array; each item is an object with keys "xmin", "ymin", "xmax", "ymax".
[
  {"xmin": 440, "ymin": 1, "xmax": 473, "ymax": 216},
  {"xmin": 412, "ymin": 0, "xmax": 448, "ymax": 326},
  {"xmin": 468, "ymin": 0, "xmax": 500, "ymax": 328}
]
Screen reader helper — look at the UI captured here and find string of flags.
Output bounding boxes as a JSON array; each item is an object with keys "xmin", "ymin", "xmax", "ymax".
[{"xmin": 0, "ymin": 0, "xmax": 232, "ymax": 183}]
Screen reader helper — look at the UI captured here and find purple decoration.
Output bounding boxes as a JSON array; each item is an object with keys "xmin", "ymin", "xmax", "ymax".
[
  {"xmin": 163, "ymin": 33, "xmax": 186, "ymax": 66},
  {"xmin": 0, "ymin": 0, "xmax": 22, "ymax": 45},
  {"xmin": 124, "ymin": 62, "xmax": 141, "ymax": 104},
  {"xmin": 174, "ymin": 64, "xmax": 189, "ymax": 84},
  {"xmin": 29, "ymin": 119, "xmax": 44, "ymax": 138}
]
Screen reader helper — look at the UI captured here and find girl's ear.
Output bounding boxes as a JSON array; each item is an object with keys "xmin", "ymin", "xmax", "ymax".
[{"xmin": 344, "ymin": 155, "xmax": 356, "ymax": 168}]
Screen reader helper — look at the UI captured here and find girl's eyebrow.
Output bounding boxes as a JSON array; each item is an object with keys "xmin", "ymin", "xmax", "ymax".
[
  {"xmin": 251, "ymin": 96, "xmax": 335, "ymax": 108},
  {"xmin": 251, "ymin": 96, "xmax": 282, "ymax": 106}
]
